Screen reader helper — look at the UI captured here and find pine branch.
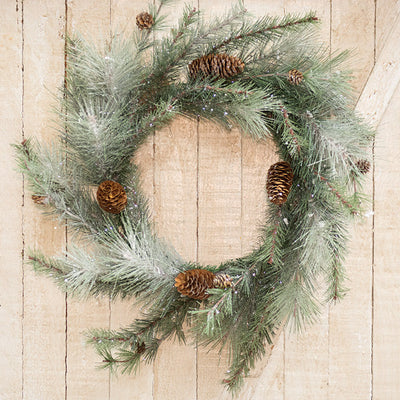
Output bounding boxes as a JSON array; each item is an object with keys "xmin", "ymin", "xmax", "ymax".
[
  {"xmin": 315, "ymin": 170, "xmax": 361, "ymax": 214},
  {"xmin": 222, "ymin": 291, "xmax": 275, "ymax": 392},
  {"xmin": 144, "ymin": 5, "xmax": 202, "ymax": 85},
  {"xmin": 199, "ymin": 84, "xmax": 253, "ymax": 96},
  {"xmin": 222, "ymin": 322, "xmax": 268, "ymax": 392},
  {"xmin": 91, "ymin": 333, "xmax": 130, "ymax": 344},
  {"xmin": 254, "ymin": 206, "xmax": 287, "ymax": 271},
  {"xmin": 14, "ymin": 139, "xmax": 49, "ymax": 194},
  {"xmin": 212, "ymin": 13, "xmax": 318, "ymax": 52},
  {"xmin": 88, "ymin": 312, "xmax": 176, "ymax": 352},
  {"xmin": 172, "ymin": 6, "xmax": 198, "ymax": 44},
  {"xmin": 88, "ymin": 291, "xmax": 199, "ymax": 373},
  {"xmin": 326, "ymin": 258, "xmax": 348, "ymax": 302},
  {"xmin": 267, "ymin": 208, "xmax": 283, "ymax": 264},
  {"xmin": 97, "ymin": 340, "xmax": 160, "ymax": 375},
  {"xmin": 29, "ymin": 255, "xmax": 65, "ymax": 276},
  {"xmin": 281, "ymin": 107, "xmax": 302, "ymax": 154},
  {"xmin": 28, "ymin": 252, "xmax": 123, "ymax": 298},
  {"xmin": 191, "ymin": 264, "xmax": 258, "ymax": 337},
  {"xmin": 192, "ymin": 2, "xmax": 248, "ymax": 51}
]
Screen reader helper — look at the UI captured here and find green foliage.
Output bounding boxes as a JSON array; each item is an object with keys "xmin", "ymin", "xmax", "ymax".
[{"xmin": 15, "ymin": 0, "xmax": 373, "ymax": 394}]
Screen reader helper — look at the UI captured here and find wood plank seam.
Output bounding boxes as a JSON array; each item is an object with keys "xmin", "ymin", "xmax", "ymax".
[
  {"xmin": 371, "ymin": 2, "xmax": 377, "ymax": 397},
  {"xmin": 352, "ymin": 9, "xmax": 400, "ymax": 400},
  {"xmin": 368, "ymin": 8, "xmax": 400, "ymax": 390},
  {"xmin": 64, "ymin": 3, "xmax": 68, "ymax": 400},
  {"xmin": 20, "ymin": 0, "xmax": 25, "ymax": 398},
  {"xmin": 357, "ymin": 31, "xmax": 398, "ymax": 394},
  {"xmin": 196, "ymin": 116, "xmax": 200, "ymax": 400}
]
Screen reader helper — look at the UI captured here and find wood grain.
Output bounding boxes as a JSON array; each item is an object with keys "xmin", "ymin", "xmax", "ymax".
[
  {"xmin": 331, "ymin": 0, "xmax": 376, "ymax": 95},
  {"xmin": 373, "ymin": 81, "xmax": 400, "ymax": 400},
  {"xmin": 21, "ymin": 1, "xmax": 67, "ymax": 399},
  {"xmin": 376, "ymin": 0, "xmax": 400, "ymax": 57},
  {"xmin": 0, "ymin": 2, "xmax": 23, "ymax": 399},
  {"xmin": 356, "ymin": 11, "xmax": 400, "ymax": 127},
  {"xmin": 152, "ymin": 118, "xmax": 198, "ymax": 400},
  {"xmin": 372, "ymin": 9, "xmax": 400, "ymax": 394},
  {"xmin": 328, "ymin": 2, "xmax": 375, "ymax": 399}
]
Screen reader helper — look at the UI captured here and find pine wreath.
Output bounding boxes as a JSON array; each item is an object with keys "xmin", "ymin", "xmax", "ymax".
[{"xmin": 14, "ymin": 2, "xmax": 373, "ymax": 394}]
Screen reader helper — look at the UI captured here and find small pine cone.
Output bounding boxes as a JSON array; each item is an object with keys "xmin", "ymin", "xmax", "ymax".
[
  {"xmin": 136, "ymin": 342, "xmax": 146, "ymax": 355},
  {"xmin": 32, "ymin": 195, "xmax": 48, "ymax": 205},
  {"xmin": 96, "ymin": 180, "xmax": 127, "ymax": 214},
  {"xmin": 213, "ymin": 273, "xmax": 233, "ymax": 289},
  {"xmin": 266, "ymin": 161, "xmax": 294, "ymax": 205},
  {"xmin": 356, "ymin": 159, "xmax": 371, "ymax": 174},
  {"xmin": 288, "ymin": 69, "xmax": 304, "ymax": 85},
  {"xmin": 188, "ymin": 53, "xmax": 245, "ymax": 80},
  {"xmin": 136, "ymin": 12, "xmax": 154, "ymax": 30},
  {"xmin": 175, "ymin": 269, "xmax": 215, "ymax": 300}
]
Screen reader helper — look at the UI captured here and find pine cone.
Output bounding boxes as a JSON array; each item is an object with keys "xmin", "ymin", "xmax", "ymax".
[
  {"xmin": 136, "ymin": 342, "xmax": 146, "ymax": 355},
  {"xmin": 266, "ymin": 161, "xmax": 294, "ymax": 205},
  {"xmin": 356, "ymin": 159, "xmax": 371, "ymax": 174},
  {"xmin": 32, "ymin": 195, "xmax": 48, "ymax": 205},
  {"xmin": 175, "ymin": 269, "xmax": 215, "ymax": 300},
  {"xmin": 136, "ymin": 12, "xmax": 154, "ymax": 30},
  {"xmin": 188, "ymin": 53, "xmax": 245, "ymax": 80},
  {"xmin": 213, "ymin": 273, "xmax": 233, "ymax": 289},
  {"xmin": 96, "ymin": 180, "xmax": 127, "ymax": 214},
  {"xmin": 288, "ymin": 69, "xmax": 304, "ymax": 85}
]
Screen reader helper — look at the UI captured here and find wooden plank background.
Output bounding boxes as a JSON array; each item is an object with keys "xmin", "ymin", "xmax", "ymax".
[{"xmin": 1, "ymin": 0, "xmax": 399, "ymax": 399}]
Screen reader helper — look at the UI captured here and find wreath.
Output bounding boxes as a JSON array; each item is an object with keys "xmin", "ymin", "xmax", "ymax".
[{"xmin": 15, "ymin": 1, "xmax": 373, "ymax": 394}]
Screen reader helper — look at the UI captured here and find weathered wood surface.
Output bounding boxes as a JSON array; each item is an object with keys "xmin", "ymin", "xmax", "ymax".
[{"xmin": 1, "ymin": 1, "xmax": 399, "ymax": 399}]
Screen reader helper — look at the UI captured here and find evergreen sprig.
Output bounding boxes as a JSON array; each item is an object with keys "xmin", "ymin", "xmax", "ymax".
[{"xmin": 15, "ymin": 0, "xmax": 373, "ymax": 394}]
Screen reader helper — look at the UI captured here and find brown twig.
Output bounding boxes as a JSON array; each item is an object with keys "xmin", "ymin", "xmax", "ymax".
[
  {"xmin": 93, "ymin": 336, "xmax": 129, "ymax": 343},
  {"xmin": 314, "ymin": 171, "xmax": 358, "ymax": 213},
  {"xmin": 241, "ymin": 72, "xmax": 287, "ymax": 81},
  {"xmin": 28, "ymin": 255, "xmax": 64, "ymax": 275},
  {"xmin": 202, "ymin": 84, "xmax": 252, "ymax": 96},
  {"xmin": 103, "ymin": 355, "xmax": 135, "ymax": 364},
  {"xmin": 332, "ymin": 265, "xmax": 340, "ymax": 302}
]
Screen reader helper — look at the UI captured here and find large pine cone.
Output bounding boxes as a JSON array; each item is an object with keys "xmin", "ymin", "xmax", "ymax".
[
  {"xmin": 266, "ymin": 161, "xmax": 294, "ymax": 205},
  {"xmin": 96, "ymin": 180, "xmax": 127, "ymax": 214},
  {"xmin": 175, "ymin": 269, "xmax": 215, "ymax": 300},
  {"xmin": 188, "ymin": 53, "xmax": 245, "ymax": 80},
  {"xmin": 136, "ymin": 12, "xmax": 154, "ymax": 30}
]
